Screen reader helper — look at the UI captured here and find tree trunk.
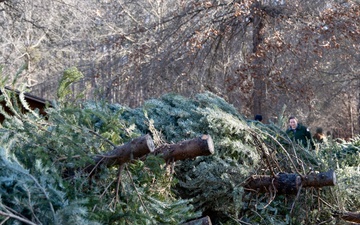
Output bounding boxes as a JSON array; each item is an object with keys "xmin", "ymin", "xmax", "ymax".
[
  {"xmin": 182, "ymin": 216, "xmax": 212, "ymax": 225},
  {"xmin": 301, "ymin": 170, "xmax": 336, "ymax": 188},
  {"xmin": 84, "ymin": 134, "xmax": 155, "ymax": 174},
  {"xmin": 358, "ymin": 79, "xmax": 360, "ymax": 135},
  {"xmin": 244, "ymin": 170, "xmax": 336, "ymax": 194},
  {"xmin": 154, "ymin": 134, "xmax": 214, "ymax": 162},
  {"xmin": 83, "ymin": 134, "xmax": 214, "ymax": 175},
  {"xmin": 251, "ymin": 1, "xmax": 266, "ymax": 120}
]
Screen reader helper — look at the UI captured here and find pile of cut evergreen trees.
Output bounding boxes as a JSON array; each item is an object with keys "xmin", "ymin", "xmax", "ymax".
[{"xmin": 0, "ymin": 79, "xmax": 359, "ymax": 224}]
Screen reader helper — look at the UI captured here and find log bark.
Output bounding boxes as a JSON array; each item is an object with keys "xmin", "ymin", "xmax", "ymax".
[
  {"xmin": 154, "ymin": 134, "xmax": 214, "ymax": 162},
  {"xmin": 244, "ymin": 170, "xmax": 336, "ymax": 195},
  {"xmin": 339, "ymin": 211, "xmax": 360, "ymax": 223},
  {"xmin": 82, "ymin": 134, "xmax": 214, "ymax": 175},
  {"xmin": 84, "ymin": 134, "xmax": 155, "ymax": 174},
  {"xmin": 301, "ymin": 170, "xmax": 336, "ymax": 188},
  {"xmin": 182, "ymin": 216, "xmax": 212, "ymax": 225}
]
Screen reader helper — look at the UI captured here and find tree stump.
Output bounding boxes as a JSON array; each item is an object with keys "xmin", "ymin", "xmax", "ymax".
[{"xmin": 154, "ymin": 134, "xmax": 215, "ymax": 162}]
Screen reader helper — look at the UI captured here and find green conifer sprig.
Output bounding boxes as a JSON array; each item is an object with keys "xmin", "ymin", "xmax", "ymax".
[{"xmin": 57, "ymin": 67, "xmax": 84, "ymax": 101}]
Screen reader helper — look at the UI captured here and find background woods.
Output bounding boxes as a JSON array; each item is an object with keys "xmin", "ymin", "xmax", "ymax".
[
  {"xmin": 0, "ymin": 0, "xmax": 359, "ymax": 136},
  {"xmin": 0, "ymin": 1, "xmax": 360, "ymax": 224}
]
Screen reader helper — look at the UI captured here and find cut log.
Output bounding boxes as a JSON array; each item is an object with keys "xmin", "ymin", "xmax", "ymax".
[
  {"xmin": 339, "ymin": 211, "xmax": 360, "ymax": 223},
  {"xmin": 84, "ymin": 134, "xmax": 155, "ymax": 174},
  {"xmin": 82, "ymin": 134, "xmax": 214, "ymax": 176},
  {"xmin": 245, "ymin": 173, "xmax": 301, "ymax": 194},
  {"xmin": 182, "ymin": 216, "xmax": 212, "ymax": 225},
  {"xmin": 154, "ymin": 134, "xmax": 214, "ymax": 162},
  {"xmin": 244, "ymin": 170, "xmax": 336, "ymax": 195},
  {"xmin": 301, "ymin": 170, "xmax": 336, "ymax": 188}
]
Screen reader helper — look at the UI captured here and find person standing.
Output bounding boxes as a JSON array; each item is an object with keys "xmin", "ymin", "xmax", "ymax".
[
  {"xmin": 313, "ymin": 127, "xmax": 326, "ymax": 143},
  {"xmin": 286, "ymin": 116, "xmax": 315, "ymax": 150}
]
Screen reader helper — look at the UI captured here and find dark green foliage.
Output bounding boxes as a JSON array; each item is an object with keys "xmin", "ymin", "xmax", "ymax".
[
  {"xmin": 118, "ymin": 92, "xmax": 264, "ymax": 221},
  {"xmin": 0, "ymin": 148, "xmax": 99, "ymax": 225},
  {"xmin": 0, "ymin": 87, "xmax": 200, "ymax": 224}
]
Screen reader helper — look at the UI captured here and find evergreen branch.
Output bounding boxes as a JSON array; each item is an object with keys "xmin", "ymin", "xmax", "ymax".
[
  {"xmin": 261, "ymin": 130, "xmax": 302, "ymax": 175},
  {"xmin": 57, "ymin": 67, "xmax": 83, "ymax": 101},
  {"xmin": 0, "ymin": 209, "xmax": 37, "ymax": 225},
  {"xmin": 0, "ymin": 104, "xmax": 11, "ymax": 120},
  {"xmin": 88, "ymin": 130, "xmax": 116, "ymax": 148},
  {"xmin": 0, "ymin": 87, "xmax": 21, "ymax": 119},
  {"xmin": 27, "ymin": 176, "xmax": 56, "ymax": 223},
  {"xmin": 125, "ymin": 165, "xmax": 150, "ymax": 216},
  {"xmin": 49, "ymin": 115, "xmax": 116, "ymax": 151},
  {"xmin": 19, "ymin": 92, "xmax": 39, "ymax": 119},
  {"xmin": 289, "ymin": 142, "xmax": 307, "ymax": 174},
  {"xmin": 23, "ymin": 185, "xmax": 41, "ymax": 224},
  {"xmin": 250, "ymin": 132, "xmax": 277, "ymax": 177},
  {"xmin": 6, "ymin": 161, "xmax": 57, "ymax": 224}
]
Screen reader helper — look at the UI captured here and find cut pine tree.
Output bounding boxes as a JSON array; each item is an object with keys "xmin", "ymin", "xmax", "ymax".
[
  {"xmin": 84, "ymin": 134, "xmax": 214, "ymax": 175},
  {"xmin": 244, "ymin": 170, "xmax": 336, "ymax": 194}
]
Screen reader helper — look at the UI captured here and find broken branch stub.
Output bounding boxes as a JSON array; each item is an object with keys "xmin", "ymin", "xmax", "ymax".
[{"xmin": 154, "ymin": 134, "xmax": 215, "ymax": 162}]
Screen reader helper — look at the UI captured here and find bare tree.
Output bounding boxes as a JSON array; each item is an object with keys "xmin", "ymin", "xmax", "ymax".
[{"xmin": 0, "ymin": 0, "xmax": 359, "ymax": 137}]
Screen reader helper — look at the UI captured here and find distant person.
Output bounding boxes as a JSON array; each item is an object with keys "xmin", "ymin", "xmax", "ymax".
[
  {"xmin": 286, "ymin": 116, "xmax": 315, "ymax": 150},
  {"xmin": 313, "ymin": 127, "xmax": 326, "ymax": 143},
  {"xmin": 254, "ymin": 114, "xmax": 263, "ymax": 122}
]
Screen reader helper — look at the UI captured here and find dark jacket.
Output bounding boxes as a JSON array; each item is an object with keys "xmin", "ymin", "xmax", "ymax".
[{"xmin": 286, "ymin": 124, "xmax": 315, "ymax": 149}]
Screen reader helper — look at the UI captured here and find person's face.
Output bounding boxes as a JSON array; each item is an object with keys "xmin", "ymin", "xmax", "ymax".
[{"xmin": 289, "ymin": 118, "xmax": 298, "ymax": 129}]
